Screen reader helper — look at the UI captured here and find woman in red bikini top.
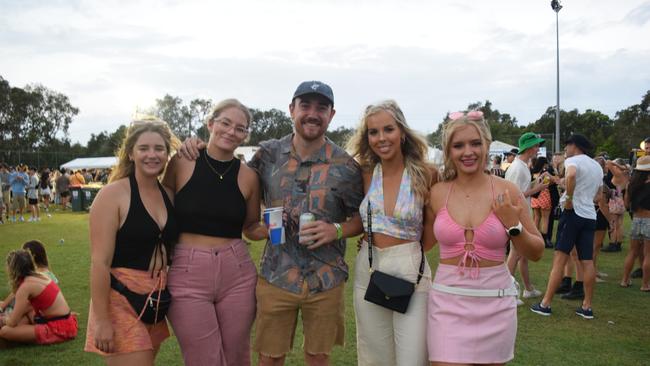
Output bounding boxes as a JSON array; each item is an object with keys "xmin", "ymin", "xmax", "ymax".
[{"xmin": 0, "ymin": 249, "xmax": 77, "ymax": 345}]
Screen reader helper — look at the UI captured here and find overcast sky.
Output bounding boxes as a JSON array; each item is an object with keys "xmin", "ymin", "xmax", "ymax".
[{"xmin": 1, "ymin": 0, "xmax": 649, "ymax": 144}]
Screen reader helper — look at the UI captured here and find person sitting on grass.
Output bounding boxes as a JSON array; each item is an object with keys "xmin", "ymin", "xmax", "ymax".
[
  {"xmin": 0, "ymin": 240, "xmax": 59, "ymax": 315},
  {"xmin": 0, "ymin": 249, "xmax": 77, "ymax": 345}
]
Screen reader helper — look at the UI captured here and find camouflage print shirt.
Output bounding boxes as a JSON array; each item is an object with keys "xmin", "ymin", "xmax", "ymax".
[{"xmin": 248, "ymin": 134, "xmax": 363, "ymax": 294}]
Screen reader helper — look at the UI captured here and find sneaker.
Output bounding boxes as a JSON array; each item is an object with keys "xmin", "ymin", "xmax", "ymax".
[
  {"xmin": 523, "ymin": 288, "xmax": 542, "ymax": 298},
  {"xmin": 575, "ymin": 307, "xmax": 594, "ymax": 319},
  {"xmin": 544, "ymin": 238, "xmax": 554, "ymax": 249},
  {"xmin": 47, "ymin": 213, "xmax": 52, "ymax": 218},
  {"xmin": 631, "ymin": 268, "xmax": 643, "ymax": 279},
  {"xmin": 530, "ymin": 302, "xmax": 552, "ymax": 316},
  {"xmin": 516, "ymin": 298, "xmax": 524, "ymax": 306},
  {"xmin": 18, "ymin": 216, "xmax": 24, "ymax": 222},
  {"xmin": 28, "ymin": 217, "xmax": 34, "ymax": 222},
  {"xmin": 597, "ymin": 271, "xmax": 609, "ymax": 278},
  {"xmin": 595, "ymin": 277, "xmax": 605, "ymax": 283}
]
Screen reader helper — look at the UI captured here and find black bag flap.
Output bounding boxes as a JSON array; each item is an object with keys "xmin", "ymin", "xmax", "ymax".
[{"xmin": 370, "ymin": 271, "xmax": 414, "ymax": 298}]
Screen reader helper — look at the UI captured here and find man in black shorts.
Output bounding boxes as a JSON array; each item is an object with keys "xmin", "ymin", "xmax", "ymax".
[{"xmin": 531, "ymin": 134, "xmax": 603, "ymax": 319}]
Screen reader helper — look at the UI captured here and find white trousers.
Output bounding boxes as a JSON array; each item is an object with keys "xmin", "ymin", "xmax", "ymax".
[{"xmin": 353, "ymin": 241, "xmax": 431, "ymax": 366}]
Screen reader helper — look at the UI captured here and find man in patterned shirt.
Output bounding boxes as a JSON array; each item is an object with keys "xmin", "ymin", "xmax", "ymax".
[{"xmin": 249, "ymin": 81, "xmax": 363, "ymax": 366}]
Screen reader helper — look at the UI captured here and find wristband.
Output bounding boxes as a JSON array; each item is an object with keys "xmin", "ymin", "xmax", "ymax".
[
  {"xmin": 334, "ymin": 223, "xmax": 343, "ymax": 240},
  {"xmin": 566, "ymin": 195, "xmax": 573, "ymax": 201}
]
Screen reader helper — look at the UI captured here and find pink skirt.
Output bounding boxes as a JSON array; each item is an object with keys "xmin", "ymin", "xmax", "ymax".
[{"xmin": 427, "ymin": 263, "xmax": 516, "ymax": 364}]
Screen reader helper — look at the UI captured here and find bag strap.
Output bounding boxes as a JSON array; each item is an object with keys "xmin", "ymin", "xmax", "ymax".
[{"xmin": 367, "ymin": 200, "xmax": 425, "ymax": 285}]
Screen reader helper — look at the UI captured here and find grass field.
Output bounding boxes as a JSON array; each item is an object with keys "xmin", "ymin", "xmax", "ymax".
[{"xmin": 0, "ymin": 210, "xmax": 649, "ymax": 365}]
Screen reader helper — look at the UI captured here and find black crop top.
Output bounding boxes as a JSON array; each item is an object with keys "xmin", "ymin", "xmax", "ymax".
[
  {"xmin": 111, "ymin": 174, "xmax": 178, "ymax": 270},
  {"xmin": 174, "ymin": 149, "xmax": 246, "ymax": 238}
]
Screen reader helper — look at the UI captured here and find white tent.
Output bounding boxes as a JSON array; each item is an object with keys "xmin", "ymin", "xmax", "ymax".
[
  {"xmin": 428, "ymin": 147, "xmax": 444, "ymax": 166},
  {"xmin": 234, "ymin": 146, "xmax": 259, "ymax": 162},
  {"xmin": 61, "ymin": 157, "xmax": 118, "ymax": 170},
  {"xmin": 489, "ymin": 140, "xmax": 517, "ymax": 155}
]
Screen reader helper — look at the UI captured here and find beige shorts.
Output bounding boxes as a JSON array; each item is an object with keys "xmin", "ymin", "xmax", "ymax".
[
  {"xmin": 254, "ymin": 277, "xmax": 345, "ymax": 357},
  {"xmin": 12, "ymin": 194, "xmax": 25, "ymax": 210}
]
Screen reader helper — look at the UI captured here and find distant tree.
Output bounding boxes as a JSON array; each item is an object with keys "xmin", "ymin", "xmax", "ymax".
[
  {"xmin": 188, "ymin": 98, "xmax": 212, "ymax": 138},
  {"xmin": 0, "ymin": 77, "xmax": 78, "ymax": 151},
  {"xmin": 326, "ymin": 126, "xmax": 355, "ymax": 147},
  {"xmin": 248, "ymin": 108, "xmax": 294, "ymax": 146},
  {"xmin": 152, "ymin": 94, "xmax": 191, "ymax": 139},
  {"xmin": 86, "ymin": 125, "xmax": 127, "ymax": 156}
]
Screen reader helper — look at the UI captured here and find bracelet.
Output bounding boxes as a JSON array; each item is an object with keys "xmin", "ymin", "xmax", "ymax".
[
  {"xmin": 566, "ymin": 195, "xmax": 573, "ymax": 201},
  {"xmin": 333, "ymin": 223, "xmax": 343, "ymax": 240}
]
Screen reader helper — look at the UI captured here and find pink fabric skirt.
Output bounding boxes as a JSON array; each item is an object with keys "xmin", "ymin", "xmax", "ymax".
[{"xmin": 427, "ymin": 263, "xmax": 516, "ymax": 364}]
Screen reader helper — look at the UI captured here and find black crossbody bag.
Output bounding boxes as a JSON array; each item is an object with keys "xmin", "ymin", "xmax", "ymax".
[
  {"xmin": 110, "ymin": 273, "xmax": 171, "ymax": 324},
  {"xmin": 363, "ymin": 201, "xmax": 424, "ymax": 314}
]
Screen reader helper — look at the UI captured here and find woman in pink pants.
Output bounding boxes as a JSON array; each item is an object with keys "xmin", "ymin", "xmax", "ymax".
[{"xmin": 163, "ymin": 99, "xmax": 267, "ymax": 365}]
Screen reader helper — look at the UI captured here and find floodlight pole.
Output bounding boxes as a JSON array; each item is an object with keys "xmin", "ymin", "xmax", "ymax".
[{"xmin": 552, "ymin": 0, "xmax": 562, "ymax": 153}]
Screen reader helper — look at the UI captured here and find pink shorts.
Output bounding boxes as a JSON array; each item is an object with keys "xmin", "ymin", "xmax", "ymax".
[
  {"xmin": 427, "ymin": 263, "xmax": 516, "ymax": 364},
  {"xmin": 35, "ymin": 313, "xmax": 78, "ymax": 344}
]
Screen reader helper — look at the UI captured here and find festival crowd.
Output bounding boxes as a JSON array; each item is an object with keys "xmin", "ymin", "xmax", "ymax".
[{"xmin": 1, "ymin": 81, "xmax": 649, "ymax": 366}]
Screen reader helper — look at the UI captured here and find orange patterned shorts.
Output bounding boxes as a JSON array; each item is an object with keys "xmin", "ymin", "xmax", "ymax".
[
  {"xmin": 84, "ymin": 268, "xmax": 170, "ymax": 356},
  {"xmin": 531, "ymin": 189, "xmax": 552, "ymax": 210}
]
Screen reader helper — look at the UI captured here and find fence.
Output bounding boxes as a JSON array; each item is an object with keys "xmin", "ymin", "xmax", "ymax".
[{"xmin": 0, "ymin": 150, "xmax": 81, "ymax": 169}]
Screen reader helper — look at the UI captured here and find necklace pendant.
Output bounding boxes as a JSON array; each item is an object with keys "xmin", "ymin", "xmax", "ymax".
[{"xmin": 219, "ymin": 175, "xmax": 223, "ymax": 180}]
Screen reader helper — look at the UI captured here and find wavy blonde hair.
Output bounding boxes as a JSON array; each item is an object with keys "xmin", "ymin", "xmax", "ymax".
[
  {"xmin": 440, "ymin": 114, "xmax": 492, "ymax": 181},
  {"xmin": 346, "ymin": 99, "xmax": 435, "ymax": 203},
  {"xmin": 109, "ymin": 117, "xmax": 181, "ymax": 183}
]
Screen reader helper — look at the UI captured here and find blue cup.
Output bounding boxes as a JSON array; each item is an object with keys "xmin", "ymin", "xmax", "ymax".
[{"xmin": 269, "ymin": 227, "xmax": 285, "ymax": 246}]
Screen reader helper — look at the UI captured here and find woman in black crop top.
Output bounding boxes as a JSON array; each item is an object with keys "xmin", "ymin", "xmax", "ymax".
[
  {"xmin": 621, "ymin": 155, "xmax": 650, "ymax": 291},
  {"xmin": 86, "ymin": 119, "xmax": 180, "ymax": 362},
  {"xmin": 162, "ymin": 99, "xmax": 266, "ymax": 366}
]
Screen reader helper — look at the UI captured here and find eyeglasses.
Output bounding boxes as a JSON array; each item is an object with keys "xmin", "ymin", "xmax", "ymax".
[{"xmin": 214, "ymin": 118, "xmax": 249, "ymax": 137}]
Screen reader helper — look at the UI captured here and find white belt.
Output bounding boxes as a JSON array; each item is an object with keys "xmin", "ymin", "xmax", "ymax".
[{"xmin": 431, "ymin": 283, "xmax": 519, "ymax": 298}]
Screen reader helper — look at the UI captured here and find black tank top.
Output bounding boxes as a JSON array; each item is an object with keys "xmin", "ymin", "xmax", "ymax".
[
  {"xmin": 174, "ymin": 149, "xmax": 246, "ymax": 238},
  {"xmin": 111, "ymin": 174, "xmax": 178, "ymax": 270}
]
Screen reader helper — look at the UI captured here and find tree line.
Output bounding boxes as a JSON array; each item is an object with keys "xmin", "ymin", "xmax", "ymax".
[{"xmin": 1, "ymin": 74, "xmax": 648, "ymax": 168}]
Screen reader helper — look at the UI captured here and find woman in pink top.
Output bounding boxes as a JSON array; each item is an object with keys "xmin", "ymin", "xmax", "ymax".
[{"xmin": 427, "ymin": 111, "xmax": 544, "ymax": 365}]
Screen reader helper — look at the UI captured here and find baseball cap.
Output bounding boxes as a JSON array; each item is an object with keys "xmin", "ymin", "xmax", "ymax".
[{"xmin": 292, "ymin": 81, "xmax": 334, "ymax": 106}]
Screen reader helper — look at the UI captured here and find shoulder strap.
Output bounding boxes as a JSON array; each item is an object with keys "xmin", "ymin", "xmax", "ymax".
[{"xmin": 444, "ymin": 182, "xmax": 454, "ymax": 208}]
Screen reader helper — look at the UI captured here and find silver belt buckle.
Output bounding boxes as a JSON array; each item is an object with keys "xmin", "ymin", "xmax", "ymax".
[{"xmin": 498, "ymin": 288, "xmax": 505, "ymax": 298}]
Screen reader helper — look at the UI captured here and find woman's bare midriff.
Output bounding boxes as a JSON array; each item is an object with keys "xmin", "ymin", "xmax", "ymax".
[
  {"xmin": 364, "ymin": 232, "xmax": 415, "ymax": 249},
  {"xmin": 440, "ymin": 256, "xmax": 504, "ymax": 268},
  {"xmin": 178, "ymin": 232, "xmax": 239, "ymax": 248}
]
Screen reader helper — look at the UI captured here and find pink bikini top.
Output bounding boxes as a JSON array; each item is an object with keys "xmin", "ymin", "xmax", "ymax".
[{"xmin": 433, "ymin": 177, "xmax": 509, "ymax": 277}]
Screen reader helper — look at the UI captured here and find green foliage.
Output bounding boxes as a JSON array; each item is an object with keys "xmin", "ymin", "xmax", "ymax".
[
  {"xmin": 326, "ymin": 126, "xmax": 355, "ymax": 148},
  {"xmin": 247, "ymin": 108, "xmax": 294, "ymax": 145}
]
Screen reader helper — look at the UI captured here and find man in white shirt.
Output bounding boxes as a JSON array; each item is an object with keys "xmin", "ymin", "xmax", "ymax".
[
  {"xmin": 505, "ymin": 133, "xmax": 548, "ymax": 303},
  {"xmin": 531, "ymin": 134, "xmax": 602, "ymax": 319}
]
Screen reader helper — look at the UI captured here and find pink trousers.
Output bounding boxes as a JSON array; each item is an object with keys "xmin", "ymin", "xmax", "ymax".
[{"xmin": 167, "ymin": 239, "xmax": 257, "ymax": 366}]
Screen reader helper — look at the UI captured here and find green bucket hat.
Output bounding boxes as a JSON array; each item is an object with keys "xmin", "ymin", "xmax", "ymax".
[{"xmin": 518, "ymin": 132, "xmax": 545, "ymax": 153}]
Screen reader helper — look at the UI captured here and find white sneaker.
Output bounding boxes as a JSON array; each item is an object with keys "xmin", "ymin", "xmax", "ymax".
[
  {"xmin": 47, "ymin": 213, "xmax": 52, "ymax": 218},
  {"xmin": 19, "ymin": 216, "xmax": 24, "ymax": 222},
  {"xmin": 28, "ymin": 217, "xmax": 34, "ymax": 222},
  {"xmin": 597, "ymin": 271, "xmax": 608, "ymax": 278},
  {"xmin": 596, "ymin": 277, "xmax": 606, "ymax": 283},
  {"xmin": 523, "ymin": 288, "xmax": 542, "ymax": 299},
  {"xmin": 516, "ymin": 298, "xmax": 525, "ymax": 306}
]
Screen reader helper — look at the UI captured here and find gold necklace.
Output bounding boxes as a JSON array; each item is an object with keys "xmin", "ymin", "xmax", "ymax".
[{"xmin": 203, "ymin": 151, "xmax": 235, "ymax": 180}]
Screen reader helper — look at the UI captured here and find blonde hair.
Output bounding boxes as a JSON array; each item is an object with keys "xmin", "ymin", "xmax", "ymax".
[
  {"xmin": 109, "ymin": 118, "xmax": 181, "ymax": 182},
  {"xmin": 440, "ymin": 114, "xmax": 492, "ymax": 181},
  {"xmin": 346, "ymin": 100, "xmax": 435, "ymax": 202},
  {"xmin": 205, "ymin": 98, "xmax": 252, "ymax": 127}
]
